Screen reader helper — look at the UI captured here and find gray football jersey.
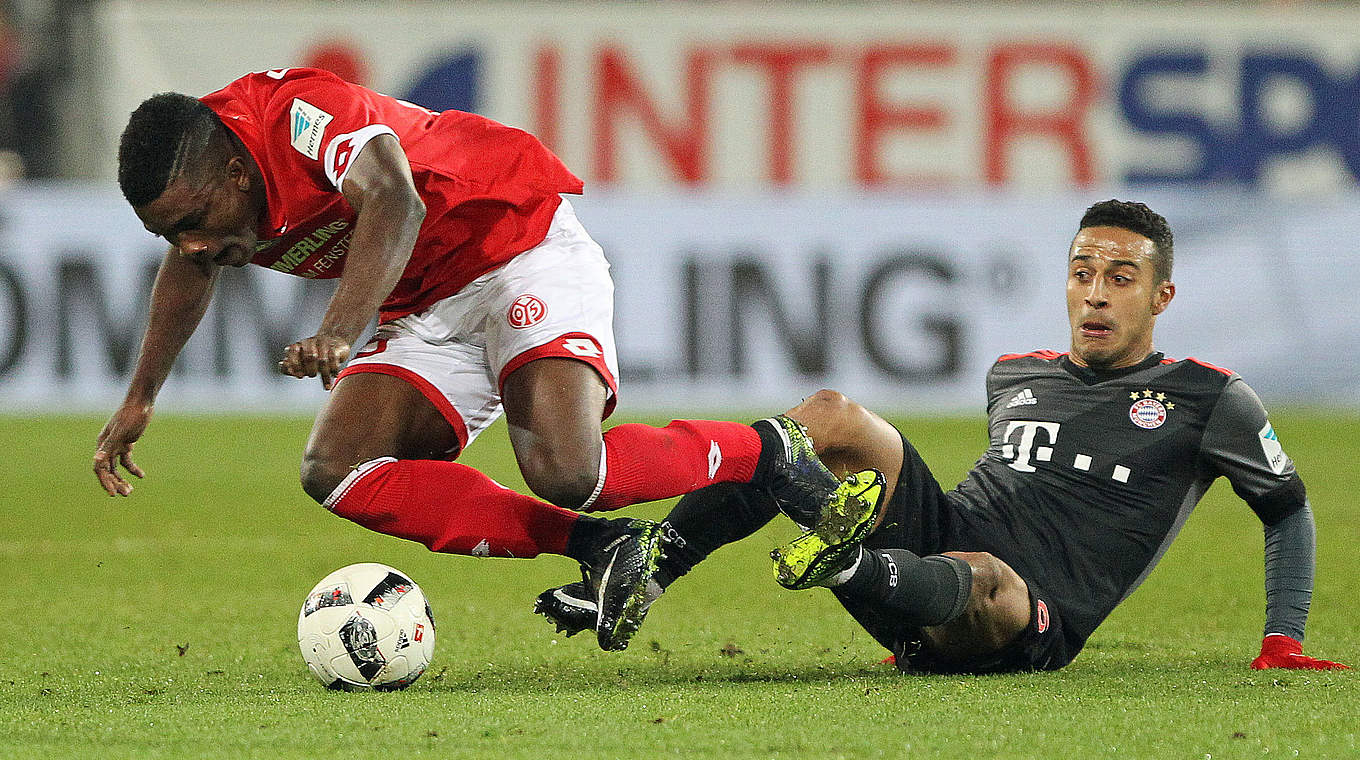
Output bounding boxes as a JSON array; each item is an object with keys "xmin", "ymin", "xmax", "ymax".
[{"xmin": 947, "ymin": 350, "xmax": 1305, "ymax": 644}]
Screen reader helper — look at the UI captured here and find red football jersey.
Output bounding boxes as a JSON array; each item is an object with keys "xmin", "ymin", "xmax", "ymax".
[{"xmin": 199, "ymin": 67, "xmax": 584, "ymax": 320}]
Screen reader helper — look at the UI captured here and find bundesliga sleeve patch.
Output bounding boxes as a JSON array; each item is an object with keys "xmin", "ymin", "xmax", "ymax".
[
  {"xmin": 289, "ymin": 98, "xmax": 334, "ymax": 160},
  {"xmin": 1258, "ymin": 422, "xmax": 1288, "ymax": 475}
]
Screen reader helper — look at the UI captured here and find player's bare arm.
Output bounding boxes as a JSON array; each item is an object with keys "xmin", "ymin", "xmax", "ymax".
[
  {"xmin": 94, "ymin": 248, "xmax": 219, "ymax": 496},
  {"xmin": 277, "ymin": 134, "xmax": 425, "ymax": 389}
]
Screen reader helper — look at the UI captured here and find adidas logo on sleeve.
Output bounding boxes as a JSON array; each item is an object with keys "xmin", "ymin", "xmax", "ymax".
[{"xmin": 1006, "ymin": 388, "xmax": 1038, "ymax": 408}]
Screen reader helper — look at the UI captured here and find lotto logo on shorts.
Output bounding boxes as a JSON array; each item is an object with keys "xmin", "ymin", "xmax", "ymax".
[
  {"xmin": 1036, "ymin": 599, "xmax": 1050, "ymax": 634},
  {"xmin": 507, "ymin": 294, "xmax": 547, "ymax": 328}
]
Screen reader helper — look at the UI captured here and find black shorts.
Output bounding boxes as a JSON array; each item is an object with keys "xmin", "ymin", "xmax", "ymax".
[{"xmin": 836, "ymin": 431, "xmax": 1078, "ymax": 674}]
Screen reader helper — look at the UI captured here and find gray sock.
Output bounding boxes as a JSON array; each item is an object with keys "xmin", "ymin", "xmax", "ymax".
[{"xmin": 835, "ymin": 549, "xmax": 972, "ymax": 627}]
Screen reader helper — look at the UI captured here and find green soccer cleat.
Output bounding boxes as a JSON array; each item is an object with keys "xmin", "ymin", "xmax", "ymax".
[{"xmin": 771, "ymin": 468, "xmax": 886, "ymax": 590}]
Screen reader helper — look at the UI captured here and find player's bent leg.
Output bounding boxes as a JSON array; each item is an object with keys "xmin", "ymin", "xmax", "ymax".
[
  {"xmin": 302, "ymin": 370, "xmax": 618, "ymax": 561},
  {"xmin": 784, "ymin": 390, "xmax": 905, "ymax": 508},
  {"xmin": 501, "ymin": 355, "xmax": 772, "ymax": 515},
  {"xmin": 500, "ymin": 356, "xmax": 679, "ymax": 650},
  {"xmin": 500, "ymin": 367, "xmax": 892, "ymax": 536},
  {"xmin": 501, "ymin": 357, "xmax": 610, "ymax": 510},
  {"xmin": 299, "ymin": 371, "xmax": 460, "ymax": 502},
  {"xmin": 920, "ymin": 551, "xmax": 1032, "ymax": 662}
]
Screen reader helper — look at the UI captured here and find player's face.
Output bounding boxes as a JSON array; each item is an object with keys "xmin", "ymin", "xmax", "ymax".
[
  {"xmin": 136, "ymin": 158, "xmax": 260, "ymax": 268},
  {"xmin": 1066, "ymin": 226, "xmax": 1175, "ymax": 370}
]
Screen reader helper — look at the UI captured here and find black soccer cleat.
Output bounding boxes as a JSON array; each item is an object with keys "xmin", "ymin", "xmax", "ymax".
[
  {"xmin": 534, "ymin": 573, "xmax": 666, "ymax": 641},
  {"xmin": 751, "ymin": 415, "xmax": 842, "ymax": 528},
  {"xmin": 582, "ymin": 519, "xmax": 665, "ymax": 652},
  {"xmin": 533, "ymin": 579, "xmax": 597, "ymax": 638}
]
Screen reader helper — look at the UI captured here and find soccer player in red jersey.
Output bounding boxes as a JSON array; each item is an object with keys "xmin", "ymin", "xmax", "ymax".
[{"xmin": 91, "ymin": 67, "xmax": 868, "ymax": 651}]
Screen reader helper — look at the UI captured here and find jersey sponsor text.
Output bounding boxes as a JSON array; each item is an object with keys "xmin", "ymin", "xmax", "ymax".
[{"xmin": 268, "ymin": 220, "xmax": 352, "ymax": 274}]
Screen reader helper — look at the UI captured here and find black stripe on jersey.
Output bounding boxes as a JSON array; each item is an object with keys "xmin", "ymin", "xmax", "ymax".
[{"xmin": 1241, "ymin": 474, "xmax": 1308, "ymax": 526}]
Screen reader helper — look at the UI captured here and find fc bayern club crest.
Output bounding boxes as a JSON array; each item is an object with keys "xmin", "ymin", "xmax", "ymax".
[
  {"xmin": 507, "ymin": 294, "xmax": 547, "ymax": 329},
  {"xmin": 1129, "ymin": 397, "xmax": 1168, "ymax": 429}
]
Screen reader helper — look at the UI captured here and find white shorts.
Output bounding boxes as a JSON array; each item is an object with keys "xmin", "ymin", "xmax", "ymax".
[{"xmin": 337, "ymin": 198, "xmax": 619, "ymax": 453}]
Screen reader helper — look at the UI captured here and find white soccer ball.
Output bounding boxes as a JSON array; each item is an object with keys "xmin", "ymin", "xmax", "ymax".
[{"xmin": 297, "ymin": 562, "xmax": 435, "ymax": 691}]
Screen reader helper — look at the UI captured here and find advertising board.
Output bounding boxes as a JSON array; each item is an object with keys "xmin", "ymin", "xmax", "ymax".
[
  {"xmin": 2, "ymin": 186, "xmax": 1354, "ymax": 413},
  {"xmin": 72, "ymin": 1, "xmax": 1360, "ymax": 194}
]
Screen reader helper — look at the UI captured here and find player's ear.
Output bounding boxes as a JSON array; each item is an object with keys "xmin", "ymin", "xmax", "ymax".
[
  {"xmin": 1151, "ymin": 281, "xmax": 1175, "ymax": 315},
  {"xmin": 226, "ymin": 155, "xmax": 251, "ymax": 191}
]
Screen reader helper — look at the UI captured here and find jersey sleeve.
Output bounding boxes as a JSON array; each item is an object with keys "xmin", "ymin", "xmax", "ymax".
[
  {"xmin": 1261, "ymin": 504, "xmax": 1314, "ymax": 640},
  {"xmin": 258, "ymin": 68, "xmax": 400, "ymax": 191},
  {"xmin": 1200, "ymin": 376, "xmax": 1307, "ymax": 525}
]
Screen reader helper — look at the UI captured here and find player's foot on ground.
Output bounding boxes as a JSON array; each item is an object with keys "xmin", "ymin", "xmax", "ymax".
[
  {"xmin": 751, "ymin": 415, "xmax": 841, "ymax": 528},
  {"xmin": 771, "ymin": 469, "xmax": 886, "ymax": 590},
  {"xmin": 581, "ymin": 518, "xmax": 665, "ymax": 652},
  {"xmin": 532, "ymin": 577, "xmax": 597, "ymax": 637},
  {"xmin": 534, "ymin": 572, "xmax": 666, "ymax": 640}
]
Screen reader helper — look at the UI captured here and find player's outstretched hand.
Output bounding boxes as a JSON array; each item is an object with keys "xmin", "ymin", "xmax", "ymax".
[
  {"xmin": 1250, "ymin": 634, "xmax": 1350, "ymax": 670},
  {"xmin": 279, "ymin": 334, "xmax": 351, "ymax": 390},
  {"xmin": 94, "ymin": 402, "xmax": 152, "ymax": 497}
]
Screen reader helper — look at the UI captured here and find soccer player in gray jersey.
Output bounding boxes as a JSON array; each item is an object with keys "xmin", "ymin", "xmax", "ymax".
[{"xmin": 535, "ymin": 199, "xmax": 1347, "ymax": 673}]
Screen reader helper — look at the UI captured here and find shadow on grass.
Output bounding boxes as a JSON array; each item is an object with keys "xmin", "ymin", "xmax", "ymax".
[
  {"xmin": 403, "ymin": 649, "xmax": 1111, "ymax": 697},
  {"xmin": 414, "ymin": 659, "xmax": 904, "ymax": 695}
]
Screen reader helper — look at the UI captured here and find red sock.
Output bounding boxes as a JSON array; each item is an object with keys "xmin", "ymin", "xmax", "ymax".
[
  {"xmin": 587, "ymin": 419, "xmax": 762, "ymax": 512},
  {"xmin": 326, "ymin": 458, "xmax": 580, "ymax": 558}
]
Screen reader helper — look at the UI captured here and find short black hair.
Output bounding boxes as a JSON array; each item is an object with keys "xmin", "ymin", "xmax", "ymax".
[
  {"xmin": 1078, "ymin": 199, "xmax": 1174, "ymax": 282},
  {"xmin": 117, "ymin": 92, "xmax": 223, "ymax": 207}
]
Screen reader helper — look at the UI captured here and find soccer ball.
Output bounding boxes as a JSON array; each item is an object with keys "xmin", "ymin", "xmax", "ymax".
[{"xmin": 297, "ymin": 562, "xmax": 435, "ymax": 691}]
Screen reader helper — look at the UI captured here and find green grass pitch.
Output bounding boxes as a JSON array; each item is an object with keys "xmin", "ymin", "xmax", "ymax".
[{"xmin": 1, "ymin": 411, "xmax": 1355, "ymax": 759}]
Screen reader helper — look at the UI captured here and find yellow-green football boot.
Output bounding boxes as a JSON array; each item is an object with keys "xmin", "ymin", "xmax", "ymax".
[{"xmin": 771, "ymin": 468, "xmax": 886, "ymax": 590}]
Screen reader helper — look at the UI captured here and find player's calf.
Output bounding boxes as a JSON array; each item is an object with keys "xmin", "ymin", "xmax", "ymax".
[
  {"xmin": 836, "ymin": 549, "xmax": 975, "ymax": 631},
  {"xmin": 301, "ymin": 371, "xmax": 462, "ymax": 504},
  {"xmin": 514, "ymin": 448, "xmax": 602, "ymax": 510},
  {"xmin": 299, "ymin": 450, "xmax": 357, "ymax": 504}
]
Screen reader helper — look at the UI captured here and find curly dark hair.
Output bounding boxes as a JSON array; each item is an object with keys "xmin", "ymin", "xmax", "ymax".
[
  {"xmin": 1078, "ymin": 199, "xmax": 1174, "ymax": 283},
  {"xmin": 117, "ymin": 92, "xmax": 223, "ymax": 207}
]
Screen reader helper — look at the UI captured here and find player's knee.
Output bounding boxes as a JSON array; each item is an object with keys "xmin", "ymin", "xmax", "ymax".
[
  {"xmin": 792, "ymin": 389, "xmax": 852, "ymax": 418},
  {"xmin": 516, "ymin": 446, "xmax": 599, "ymax": 510},
  {"xmin": 299, "ymin": 449, "xmax": 348, "ymax": 505},
  {"xmin": 789, "ymin": 389, "xmax": 874, "ymax": 455},
  {"xmin": 521, "ymin": 464, "xmax": 597, "ymax": 510},
  {"xmin": 789, "ymin": 389, "xmax": 854, "ymax": 436},
  {"xmin": 947, "ymin": 551, "xmax": 1019, "ymax": 608}
]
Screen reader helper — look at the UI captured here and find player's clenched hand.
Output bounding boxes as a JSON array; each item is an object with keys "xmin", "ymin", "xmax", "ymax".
[
  {"xmin": 279, "ymin": 334, "xmax": 351, "ymax": 390},
  {"xmin": 94, "ymin": 402, "xmax": 152, "ymax": 497},
  {"xmin": 1250, "ymin": 634, "xmax": 1350, "ymax": 670}
]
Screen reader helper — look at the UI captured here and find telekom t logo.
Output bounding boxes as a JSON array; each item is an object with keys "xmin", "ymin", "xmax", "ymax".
[{"xmin": 1002, "ymin": 421, "xmax": 1061, "ymax": 473}]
